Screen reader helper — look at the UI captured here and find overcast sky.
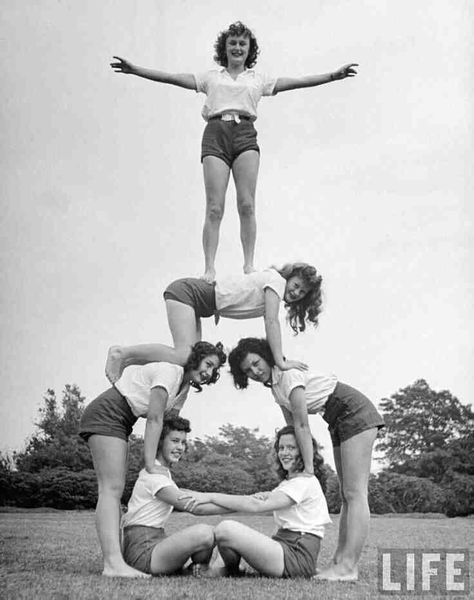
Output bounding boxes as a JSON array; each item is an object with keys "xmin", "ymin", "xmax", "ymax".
[{"xmin": 1, "ymin": 0, "xmax": 472, "ymax": 468}]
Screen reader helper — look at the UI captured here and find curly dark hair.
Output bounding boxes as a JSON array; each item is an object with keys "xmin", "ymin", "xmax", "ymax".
[
  {"xmin": 273, "ymin": 425, "xmax": 327, "ymax": 492},
  {"xmin": 277, "ymin": 263, "xmax": 323, "ymax": 334},
  {"xmin": 228, "ymin": 337, "xmax": 274, "ymax": 390},
  {"xmin": 158, "ymin": 416, "xmax": 191, "ymax": 453},
  {"xmin": 213, "ymin": 21, "xmax": 260, "ymax": 69},
  {"xmin": 184, "ymin": 341, "xmax": 227, "ymax": 392},
  {"xmin": 160, "ymin": 416, "xmax": 191, "ymax": 441}
]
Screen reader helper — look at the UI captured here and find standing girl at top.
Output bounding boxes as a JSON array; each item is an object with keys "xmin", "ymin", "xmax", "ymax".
[{"xmin": 110, "ymin": 21, "xmax": 358, "ymax": 282}]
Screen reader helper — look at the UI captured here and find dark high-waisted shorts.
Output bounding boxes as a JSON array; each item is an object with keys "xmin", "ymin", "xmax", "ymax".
[
  {"xmin": 272, "ymin": 528, "xmax": 321, "ymax": 578},
  {"xmin": 123, "ymin": 525, "xmax": 167, "ymax": 575},
  {"xmin": 201, "ymin": 118, "xmax": 260, "ymax": 167},
  {"xmin": 163, "ymin": 277, "xmax": 216, "ymax": 318},
  {"xmin": 79, "ymin": 387, "xmax": 137, "ymax": 442},
  {"xmin": 322, "ymin": 382, "xmax": 385, "ymax": 447}
]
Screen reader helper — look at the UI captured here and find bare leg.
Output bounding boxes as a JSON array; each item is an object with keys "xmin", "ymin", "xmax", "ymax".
[
  {"xmin": 88, "ymin": 435, "xmax": 149, "ymax": 578},
  {"xmin": 202, "ymin": 156, "xmax": 231, "ymax": 282},
  {"xmin": 315, "ymin": 428, "xmax": 378, "ymax": 581},
  {"xmin": 149, "ymin": 524, "xmax": 215, "ymax": 575},
  {"xmin": 105, "ymin": 301, "xmax": 200, "ymax": 382},
  {"xmin": 232, "ymin": 150, "xmax": 259, "ymax": 275},
  {"xmin": 215, "ymin": 520, "xmax": 284, "ymax": 577},
  {"xmin": 332, "ymin": 445, "xmax": 348, "ymax": 564}
]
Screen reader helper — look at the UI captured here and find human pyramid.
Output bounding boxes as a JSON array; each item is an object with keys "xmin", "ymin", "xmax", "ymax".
[{"xmin": 79, "ymin": 22, "xmax": 384, "ymax": 582}]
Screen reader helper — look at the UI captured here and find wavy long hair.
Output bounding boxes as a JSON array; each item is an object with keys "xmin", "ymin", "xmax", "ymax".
[
  {"xmin": 184, "ymin": 341, "xmax": 227, "ymax": 392},
  {"xmin": 213, "ymin": 21, "xmax": 260, "ymax": 69},
  {"xmin": 228, "ymin": 337, "xmax": 274, "ymax": 390},
  {"xmin": 273, "ymin": 425, "xmax": 327, "ymax": 492},
  {"xmin": 277, "ymin": 263, "xmax": 323, "ymax": 334}
]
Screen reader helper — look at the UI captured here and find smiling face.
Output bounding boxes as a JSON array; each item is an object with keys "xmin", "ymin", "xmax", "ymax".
[
  {"xmin": 189, "ymin": 354, "xmax": 220, "ymax": 386},
  {"xmin": 225, "ymin": 34, "xmax": 250, "ymax": 69},
  {"xmin": 284, "ymin": 275, "xmax": 310, "ymax": 304},
  {"xmin": 277, "ymin": 433, "xmax": 301, "ymax": 475},
  {"xmin": 240, "ymin": 352, "xmax": 272, "ymax": 384},
  {"xmin": 158, "ymin": 429, "xmax": 187, "ymax": 468}
]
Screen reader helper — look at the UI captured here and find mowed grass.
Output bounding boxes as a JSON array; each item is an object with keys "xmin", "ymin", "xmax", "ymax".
[{"xmin": 0, "ymin": 510, "xmax": 472, "ymax": 600}]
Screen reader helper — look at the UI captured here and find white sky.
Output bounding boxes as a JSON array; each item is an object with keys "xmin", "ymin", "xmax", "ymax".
[{"xmin": 1, "ymin": 0, "xmax": 473, "ymax": 469}]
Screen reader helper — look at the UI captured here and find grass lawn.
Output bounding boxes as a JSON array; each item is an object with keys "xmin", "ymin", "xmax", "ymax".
[{"xmin": 0, "ymin": 510, "xmax": 472, "ymax": 599}]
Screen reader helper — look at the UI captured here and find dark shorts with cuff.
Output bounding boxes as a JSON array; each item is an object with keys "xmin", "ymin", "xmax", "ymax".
[
  {"xmin": 123, "ymin": 525, "xmax": 167, "ymax": 575},
  {"xmin": 201, "ymin": 118, "xmax": 260, "ymax": 167},
  {"xmin": 78, "ymin": 386, "xmax": 137, "ymax": 443},
  {"xmin": 163, "ymin": 277, "xmax": 216, "ymax": 318},
  {"xmin": 322, "ymin": 382, "xmax": 385, "ymax": 447},
  {"xmin": 272, "ymin": 528, "xmax": 321, "ymax": 578}
]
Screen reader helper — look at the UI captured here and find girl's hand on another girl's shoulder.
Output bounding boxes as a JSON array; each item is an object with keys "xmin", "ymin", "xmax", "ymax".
[
  {"xmin": 279, "ymin": 358, "xmax": 308, "ymax": 372},
  {"xmin": 110, "ymin": 56, "xmax": 136, "ymax": 74},
  {"xmin": 332, "ymin": 63, "xmax": 359, "ymax": 80}
]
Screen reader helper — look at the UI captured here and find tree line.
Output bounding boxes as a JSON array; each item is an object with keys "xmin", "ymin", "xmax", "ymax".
[{"xmin": 1, "ymin": 379, "xmax": 472, "ymax": 516}]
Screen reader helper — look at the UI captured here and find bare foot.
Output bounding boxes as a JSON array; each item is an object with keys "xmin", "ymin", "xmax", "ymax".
[
  {"xmin": 201, "ymin": 268, "xmax": 216, "ymax": 283},
  {"xmin": 313, "ymin": 564, "xmax": 358, "ymax": 582},
  {"xmin": 105, "ymin": 345, "xmax": 125, "ymax": 384},
  {"xmin": 102, "ymin": 564, "xmax": 151, "ymax": 578},
  {"xmin": 243, "ymin": 264, "xmax": 256, "ymax": 275}
]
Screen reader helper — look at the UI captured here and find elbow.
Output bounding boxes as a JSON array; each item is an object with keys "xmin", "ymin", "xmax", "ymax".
[
  {"xmin": 146, "ymin": 414, "xmax": 163, "ymax": 425},
  {"xmin": 294, "ymin": 421, "xmax": 311, "ymax": 433}
]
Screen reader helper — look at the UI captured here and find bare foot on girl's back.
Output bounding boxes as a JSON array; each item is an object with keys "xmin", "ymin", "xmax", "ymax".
[
  {"xmin": 102, "ymin": 564, "xmax": 151, "ymax": 578},
  {"xmin": 201, "ymin": 268, "xmax": 216, "ymax": 283},
  {"xmin": 243, "ymin": 264, "xmax": 256, "ymax": 275},
  {"xmin": 314, "ymin": 564, "xmax": 358, "ymax": 582},
  {"xmin": 105, "ymin": 346, "xmax": 125, "ymax": 384}
]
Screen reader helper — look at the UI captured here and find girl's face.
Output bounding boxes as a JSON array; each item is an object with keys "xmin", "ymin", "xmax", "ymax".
[
  {"xmin": 225, "ymin": 34, "xmax": 250, "ymax": 68},
  {"xmin": 240, "ymin": 352, "xmax": 272, "ymax": 384},
  {"xmin": 189, "ymin": 354, "xmax": 220, "ymax": 385},
  {"xmin": 158, "ymin": 429, "xmax": 187, "ymax": 467},
  {"xmin": 278, "ymin": 433, "xmax": 301, "ymax": 474},
  {"xmin": 284, "ymin": 275, "xmax": 310, "ymax": 304}
]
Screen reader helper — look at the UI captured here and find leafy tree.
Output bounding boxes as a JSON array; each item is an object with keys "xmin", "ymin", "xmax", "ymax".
[
  {"xmin": 376, "ymin": 379, "xmax": 474, "ymax": 467},
  {"xmin": 14, "ymin": 385, "xmax": 92, "ymax": 473},
  {"xmin": 183, "ymin": 424, "xmax": 280, "ymax": 491}
]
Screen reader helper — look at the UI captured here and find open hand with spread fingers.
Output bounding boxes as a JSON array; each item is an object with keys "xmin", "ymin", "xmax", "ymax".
[
  {"xmin": 332, "ymin": 63, "xmax": 359, "ymax": 80},
  {"xmin": 110, "ymin": 56, "xmax": 136, "ymax": 74}
]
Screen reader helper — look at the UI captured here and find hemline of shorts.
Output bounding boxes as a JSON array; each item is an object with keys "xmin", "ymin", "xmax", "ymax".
[{"xmin": 322, "ymin": 381, "xmax": 385, "ymax": 447}]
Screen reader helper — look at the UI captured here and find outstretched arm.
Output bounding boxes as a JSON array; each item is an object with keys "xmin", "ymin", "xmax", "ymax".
[
  {"xmin": 156, "ymin": 486, "xmax": 233, "ymax": 515},
  {"xmin": 110, "ymin": 56, "xmax": 196, "ymax": 90},
  {"xmin": 264, "ymin": 288, "xmax": 308, "ymax": 371},
  {"xmin": 274, "ymin": 63, "xmax": 358, "ymax": 93},
  {"xmin": 191, "ymin": 489, "xmax": 295, "ymax": 514}
]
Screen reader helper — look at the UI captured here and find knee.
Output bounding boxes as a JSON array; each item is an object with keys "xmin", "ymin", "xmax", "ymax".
[
  {"xmin": 175, "ymin": 346, "xmax": 193, "ymax": 366},
  {"xmin": 342, "ymin": 484, "xmax": 368, "ymax": 505},
  {"xmin": 205, "ymin": 199, "xmax": 224, "ymax": 223},
  {"xmin": 97, "ymin": 479, "xmax": 124, "ymax": 499},
  {"xmin": 215, "ymin": 520, "xmax": 238, "ymax": 545},
  {"xmin": 237, "ymin": 196, "xmax": 255, "ymax": 218},
  {"xmin": 191, "ymin": 524, "xmax": 215, "ymax": 549}
]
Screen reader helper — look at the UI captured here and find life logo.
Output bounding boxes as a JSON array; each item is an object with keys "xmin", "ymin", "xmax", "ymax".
[{"xmin": 378, "ymin": 549, "xmax": 470, "ymax": 595}]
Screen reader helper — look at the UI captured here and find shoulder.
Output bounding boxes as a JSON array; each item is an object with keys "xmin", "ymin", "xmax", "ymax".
[
  {"xmin": 280, "ymin": 368, "xmax": 308, "ymax": 389},
  {"xmin": 147, "ymin": 362, "xmax": 184, "ymax": 379}
]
